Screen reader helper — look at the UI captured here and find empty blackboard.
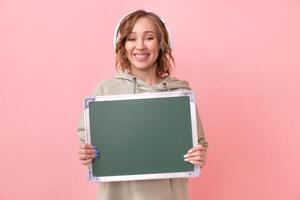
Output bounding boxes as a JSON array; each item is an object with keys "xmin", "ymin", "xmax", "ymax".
[{"xmin": 84, "ymin": 91, "xmax": 199, "ymax": 182}]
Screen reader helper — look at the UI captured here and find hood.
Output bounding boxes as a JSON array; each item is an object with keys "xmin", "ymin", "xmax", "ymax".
[{"xmin": 114, "ymin": 72, "xmax": 190, "ymax": 93}]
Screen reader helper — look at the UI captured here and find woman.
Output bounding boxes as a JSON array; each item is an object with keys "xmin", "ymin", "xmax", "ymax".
[{"xmin": 77, "ymin": 9, "xmax": 208, "ymax": 200}]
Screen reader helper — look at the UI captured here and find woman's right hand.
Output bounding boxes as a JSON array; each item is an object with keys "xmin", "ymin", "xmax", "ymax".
[{"xmin": 78, "ymin": 144, "xmax": 100, "ymax": 165}]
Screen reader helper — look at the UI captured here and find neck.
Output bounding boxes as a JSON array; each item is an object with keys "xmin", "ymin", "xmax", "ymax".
[{"xmin": 130, "ymin": 65, "xmax": 162, "ymax": 86}]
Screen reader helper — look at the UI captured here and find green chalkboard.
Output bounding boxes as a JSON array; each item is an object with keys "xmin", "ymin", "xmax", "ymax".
[{"xmin": 84, "ymin": 91, "xmax": 199, "ymax": 182}]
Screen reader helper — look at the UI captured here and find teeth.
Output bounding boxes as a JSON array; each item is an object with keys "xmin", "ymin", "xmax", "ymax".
[{"xmin": 134, "ymin": 54, "xmax": 148, "ymax": 61}]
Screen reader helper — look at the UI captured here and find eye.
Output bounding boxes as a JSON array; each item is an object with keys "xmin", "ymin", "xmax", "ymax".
[
  {"xmin": 126, "ymin": 37, "xmax": 136, "ymax": 41},
  {"xmin": 145, "ymin": 36, "xmax": 154, "ymax": 41}
]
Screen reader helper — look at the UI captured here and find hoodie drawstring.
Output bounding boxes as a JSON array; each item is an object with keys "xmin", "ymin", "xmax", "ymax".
[
  {"xmin": 132, "ymin": 77, "xmax": 168, "ymax": 93},
  {"xmin": 133, "ymin": 77, "xmax": 137, "ymax": 94},
  {"xmin": 162, "ymin": 82, "xmax": 168, "ymax": 92}
]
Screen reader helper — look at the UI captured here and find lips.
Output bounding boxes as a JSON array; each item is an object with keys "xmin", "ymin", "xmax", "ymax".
[{"xmin": 133, "ymin": 53, "xmax": 149, "ymax": 61}]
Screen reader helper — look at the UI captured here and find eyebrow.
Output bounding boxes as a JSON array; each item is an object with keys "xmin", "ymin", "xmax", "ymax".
[{"xmin": 129, "ymin": 31, "xmax": 156, "ymax": 34}]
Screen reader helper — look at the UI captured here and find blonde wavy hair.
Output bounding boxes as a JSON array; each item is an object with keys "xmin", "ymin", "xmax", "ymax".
[{"xmin": 115, "ymin": 10, "xmax": 174, "ymax": 76}]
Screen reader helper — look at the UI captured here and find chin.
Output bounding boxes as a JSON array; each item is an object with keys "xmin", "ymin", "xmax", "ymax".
[
  {"xmin": 131, "ymin": 62, "xmax": 156, "ymax": 70},
  {"xmin": 133, "ymin": 65, "xmax": 154, "ymax": 71}
]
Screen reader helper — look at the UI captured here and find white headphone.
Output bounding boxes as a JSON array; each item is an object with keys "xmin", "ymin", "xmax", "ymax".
[{"xmin": 113, "ymin": 9, "xmax": 173, "ymax": 51}]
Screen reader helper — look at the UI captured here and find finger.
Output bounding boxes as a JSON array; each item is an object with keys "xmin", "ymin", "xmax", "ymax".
[
  {"xmin": 186, "ymin": 153, "xmax": 206, "ymax": 159},
  {"xmin": 184, "ymin": 156, "xmax": 202, "ymax": 162},
  {"xmin": 80, "ymin": 158, "xmax": 93, "ymax": 165},
  {"xmin": 184, "ymin": 154, "xmax": 206, "ymax": 162},
  {"xmin": 184, "ymin": 156, "xmax": 207, "ymax": 164},
  {"xmin": 188, "ymin": 160, "xmax": 206, "ymax": 168},
  {"xmin": 78, "ymin": 148, "xmax": 97, "ymax": 155},
  {"xmin": 189, "ymin": 144, "xmax": 207, "ymax": 152},
  {"xmin": 184, "ymin": 151, "xmax": 200, "ymax": 157},
  {"xmin": 187, "ymin": 145, "xmax": 206, "ymax": 154},
  {"xmin": 87, "ymin": 144, "xmax": 97, "ymax": 150},
  {"xmin": 79, "ymin": 154, "xmax": 87, "ymax": 160},
  {"xmin": 79, "ymin": 153, "xmax": 97, "ymax": 160},
  {"xmin": 184, "ymin": 151, "xmax": 206, "ymax": 159},
  {"xmin": 80, "ymin": 144, "xmax": 96, "ymax": 150},
  {"xmin": 79, "ymin": 144, "xmax": 87, "ymax": 149},
  {"xmin": 188, "ymin": 156, "xmax": 206, "ymax": 163}
]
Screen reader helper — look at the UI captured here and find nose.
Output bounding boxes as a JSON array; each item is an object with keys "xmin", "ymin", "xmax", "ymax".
[{"xmin": 136, "ymin": 38, "xmax": 145, "ymax": 50}]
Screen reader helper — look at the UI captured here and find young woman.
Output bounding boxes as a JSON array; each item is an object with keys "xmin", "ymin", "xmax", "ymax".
[{"xmin": 77, "ymin": 9, "xmax": 208, "ymax": 200}]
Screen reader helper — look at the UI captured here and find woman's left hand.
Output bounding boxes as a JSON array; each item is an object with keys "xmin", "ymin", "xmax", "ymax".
[{"xmin": 183, "ymin": 144, "xmax": 207, "ymax": 168}]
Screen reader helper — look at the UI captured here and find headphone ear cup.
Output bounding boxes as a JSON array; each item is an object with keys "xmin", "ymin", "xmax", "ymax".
[{"xmin": 113, "ymin": 25, "xmax": 120, "ymax": 52}]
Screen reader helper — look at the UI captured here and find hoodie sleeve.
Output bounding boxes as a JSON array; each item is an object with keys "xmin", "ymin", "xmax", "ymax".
[
  {"xmin": 196, "ymin": 106, "xmax": 208, "ymax": 149},
  {"xmin": 77, "ymin": 82, "xmax": 106, "ymax": 144}
]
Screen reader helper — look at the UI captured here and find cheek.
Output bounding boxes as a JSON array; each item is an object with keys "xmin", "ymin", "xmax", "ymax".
[
  {"xmin": 153, "ymin": 46, "xmax": 160, "ymax": 58},
  {"xmin": 151, "ymin": 42, "xmax": 160, "ymax": 55},
  {"xmin": 124, "ymin": 45, "xmax": 129, "ymax": 53},
  {"xmin": 124, "ymin": 48, "xmax": 131, "ymax": 58},
  {"xmin": 124, "ymin": 42, "xmax": 131, "ymax": 53}
]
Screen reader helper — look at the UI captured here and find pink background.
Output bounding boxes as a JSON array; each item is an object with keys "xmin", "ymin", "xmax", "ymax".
[{"xmin": 1, "ymin": 0, "xmax": 300, "ymax": 199}]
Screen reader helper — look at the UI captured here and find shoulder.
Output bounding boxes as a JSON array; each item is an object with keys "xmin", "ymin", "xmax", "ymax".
[
  {"xmin": 164, "ymin": 76, "xmax": 191, "ymax": 91},
  {"xmin": 91, "ymin": 77, "xmax": 122, "ymax": 96}
]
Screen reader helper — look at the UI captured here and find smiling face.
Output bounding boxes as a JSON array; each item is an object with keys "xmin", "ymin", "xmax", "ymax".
[
  {"xmin": 124, "ymin": 17, "xmax": 160, "ymax": 73},
  {"xmin": 115, "ymin": 10, "xmax": 174, "ymax": 76}
]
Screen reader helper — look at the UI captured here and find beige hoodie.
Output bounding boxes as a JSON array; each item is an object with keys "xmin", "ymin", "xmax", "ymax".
[{"xmin": 77, "ymin": 72, "xmax": 207, "ymax": 200}]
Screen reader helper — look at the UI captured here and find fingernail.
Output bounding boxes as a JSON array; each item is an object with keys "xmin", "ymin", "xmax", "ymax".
[
  {"xmin": 184, "ymin": 159, "xmax": 188, "ymax": 162},
  {"xmin": 188, "ymin": 150, "xmax": 192, "ymax": 153},
  {"xmin": 95, "ymin": 149, "xmax": 100, "ymax": 154},
  {"xmin": 183, "ymin": 154, "xmax": 188, "ymax": 158}
]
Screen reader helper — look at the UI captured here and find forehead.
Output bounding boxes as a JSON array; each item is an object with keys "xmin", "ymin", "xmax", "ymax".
[{"xmin": 130, "ymin": 17, "xmax": 157, "ymax": 33}]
